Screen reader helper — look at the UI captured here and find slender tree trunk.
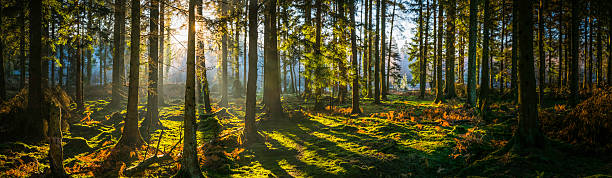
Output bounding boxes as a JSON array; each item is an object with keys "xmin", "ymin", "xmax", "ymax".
[
  {"xmin": 176, "ymin": 1, "xmax": 204, "ymax": 177},
  {"xmin": 243, "ymin": 0, "xmax": 248, "ymax": 93},
  {"xmin": 374, "ymin": 0, "xmax": 381, "ymax": 104},
  {"xmin": 362, "ymin": 0, "xmax": 369, "ymax": 98},
  {"xmin": 511, "ymin": 0, "xmax": 518, "ymax": 100},
  {"xmin": 511, "ymin": 0, "xmax": 545, "ymax": 149},
  {"xmin": 28, "ymin": 0, "xmax": 44, "ymax": 141},
  {"xmin": 418, "ymin": 0, "xmax": 425, "ymax": 98},
  {"xmin": 245, "ymin": 0, "xmax": 259, "ymax": 142},
  {"xmin": 367, "ymin": 0, "xmax": 373, "ymax": 98},
  {"xmin": 59, "ymin": 44, "xmax": 63, "ymax": 87},
  {"xmin": 538, "ymin": 0, "xmax": 545, "ymax": 105},
  {"xmin": 233, "ymin": 1, "xmax": 243, "ymax": 98},
  {"xmin": 569, "ymin": 0, "xmax": 580, "ymax": 106},
  {"xmin": 596, "ymin": 25, "xmax": 602, "ymax": 87},
  {"xmin": 587, "ymin": 12, "xmax": 593, "ymax": 89},
  {"xmin": 608, "ymin": 9, "xmax": 612, "ymax": 86},
  {"xmin": 144, "ymin": 0, "xmax": 161, "ymax": 131},
  {"xmin": 116, "ymin": 0, "xmax": 144, "ymax": 147},
  {"xmin": 159, "ymin": 0, "xmax": 165, "ymax": 106},
  {"xmin": 558, "ymin": 0, "xmax": 563, "ymax": 89},
  {"xmin": 446, "ymin": 0, "xmax": 457, "ymax": 99},
  {"xmin": 112, "ymin": 0, "xmax": 126, "ymax": 107},
  {"xmin": 500, "ymin": 0, "xmax": 506, "ymax": 93},
  {"xmin": 0, "ymin": 5, "xmax": 5, "ymax": 100},
  {"xmin": 435, "ymin": 0, "xmax": 444, "ymax": 103},
  {"xmin": 220, "ymin": 0, "xmax": 229, "ymax": 106},
  {"xmin": 350, "ymin": 0, "xmax": 360, "ymax": 114},
  {"xmin": 20, "ymin": 14, "xmax": 26, "ymax": 90},
  {"xmin": 198, "ymin": 5, "xmax": 212, "ymax": 113},
  {"xmin": 380, "ymin": 0, "xmax": 387, "ymax": 99},
  {"xmin": 76, "ymin": 0, "xmax": 83, "ymax": 110},
  {"xmin": 480, "ymin": 0, "xmax": 490, "ymax": 113}
]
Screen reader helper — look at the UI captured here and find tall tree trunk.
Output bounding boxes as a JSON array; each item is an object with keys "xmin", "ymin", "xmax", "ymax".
[
  {"xmin": 28, "ymin": 0, "xmax": 45, "ymax": 141},
  {"xmin": 112, "ymin": 0, "xmax": 126, "ymax": 107},
  {"xmin": 596, "ymin": 25, "xmax": 602, "ymax": 87},
  {"xmin": 374, "ymin": 0, "xmax": 381, "ymax": 104},
  {"xmin": 20, "ymin": 13, "xmax": 26, "ymax": 90},
  {"xmin": 144, "ymin": 0, "xmax": 161, "ymax": 132},
  {"xmin": 350, "ymin": 0, "xmax": 360, "ymax": 114},
  {"xmin": 220, "ymin": 0, "xmax": 229, "ymax": 106},
  {"xmin": 76, "ymin": 0, "xmax": 83, "ymax": 110},
  {"xmin": 244, "ymin": 0, "xmax": 248, "ymax": 93},
  {"xmin": 569, "ymin": 0, "xmax": 580, "ymax": 106},
  {"xmin": 362, "ymin": 0, "xmax": 369, "ymax": 98},
  {"xmin": 511, "ymin": 0, "xmax": 545, "ymax": 149},
  {"xmin": 198, "ymin": 4, "xmax": 212, "ymax": 113},
  {"xmin": 245, "ymin": 0, "xmax": 259, "ymax": 142},
  {"xmin": 558, "ymin": 0, "xmax": 563, "ymax": 89},
  {"xmin": 608, "ymin": 9, "xmax": 612, "ymax": 86},
  {"xmin": 380, "ymin": 0, "xmax": 387, "ymax": 99},
  {"xmin": 59, "ymin": 44, "xmax": 64, "ymax": 87},
  {"xmin": 367, "ymin": 0, "xmax": 373, "ymax": 98},
  {"xmin": 467, "ymin": 0, "xmax": 478, "ymax": 107},
  {"xmin": 0, "ymin": 5, "xmax": 5, "ymax": 100},
  {"xmin": 500, "ymin": 0, "xmax": 506, "ymax": 93},
  {"xmin": 116, "ymin": 0, "xmax": 144, "ymax": 147},
  {"xmin": 435, "ymin": 0, "xmax": 444, "ymax": 103},
  {"xmin": 176, "ymin": 0, "xmax": 204, "ymax": 177},
  {"xmin": 233, "ymin": 1, "xmax": 242, "ymax": 98},
  {"xmin": 510, "ymin": 0, "xmax": 518, "ymax": 100},
  {"xmin": 587, "ymin": 12, "xmax": 593, "ymax": 89},
  {"xmin": 159, "ymin": 0, "xmax": 165, "ymax": 106},
  {"xmin": 264, "ymin": 0, "xmax": 283, "ymax": 117},
  {"xmin": 538, "ymin": 0, "xmax": 545, "ymax": 106},
  {"xmin": 445, "ymin": 0, "xmax": 456, "ymax": 99},
  {"xmin": 418, "ymin": 0, "xmax": 425, "ymax": 98},
  {"xmin": 480, "ymin": 0, "xmax": 490, "ymax": 114}
]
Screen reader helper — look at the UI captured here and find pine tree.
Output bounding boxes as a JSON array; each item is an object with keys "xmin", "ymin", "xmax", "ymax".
[
  {"xmin": 111, "ymin": 0, "xmax": 126, "ymax": 107},
  {"xmin": 467, "ymin": 0, "xmax": 477, "ymax": 106}
]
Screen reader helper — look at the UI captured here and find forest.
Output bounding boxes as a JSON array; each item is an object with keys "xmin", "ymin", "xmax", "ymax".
[{"xmin": 0, "ymin": 0, "xmax": 611, "ymax": 177}]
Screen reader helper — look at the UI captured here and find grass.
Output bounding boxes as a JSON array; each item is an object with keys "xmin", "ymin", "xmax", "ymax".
[{"xmin": 0, "ymin": 92, "xmax": 611, "ymax": 177}]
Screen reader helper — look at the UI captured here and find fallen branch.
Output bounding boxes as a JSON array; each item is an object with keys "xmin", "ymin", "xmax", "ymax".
[{"xmin": 123, "ymin": 154, "xmax": 173, "ymax": 177}]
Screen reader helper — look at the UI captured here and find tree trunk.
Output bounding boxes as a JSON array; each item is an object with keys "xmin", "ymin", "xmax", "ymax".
[
  {"xmin": 159, "ymin": 0, "xmax": 165, "ymax": 106},
  {"xmin": 243, "ymin": 0, "xmax": 248, "ymax": 94},
  {"xmin": 511, "ymin": 0, "xmax": 518, "ymax": 100},
  {"xmin": 20, "ymin": 14, "xmax": 26, "ymax": 90},
  {"xmin": 220, "ymin": 0, "xmax": 229, "ymax": 106},
  {"xmin": 176, "ymin": 1, "xmax": 204, "ymax": 176},
  {"xmin": 511, "ymin": 0, "xmax": 545, "ymax": 149},
  {"xmin": 264, "ymin": 0, "xmax": 283, "ymax": 118},
  {"xmin": 374, "ymin": 0, "xmax": 381, "ymax": 104},
  {"xmin": 538, "ymin": 0, "xmax": 545, "ymax": 106},
  {"xmin": 198, "ymin": 4, "xmax": 212, "ymax": 113},
  {"xmin": 445, "ymin": 0, "xmax": 457, "ymax": 99},
  {"xmin": 418, "ymin": 0, "xmax": 425, "ymax": 98},
  {"xmin": 362, "ymin": 0, "xmax": 369, "ymax": 98},
  {"xmin": 28, "ymin": 0, "xmax": 45, "ymax": 141},
  {"xmin": 233, "ymin": 1, "xmax": 242, "ymax": 98},
  {"xmin": 380, "ymin": 0, "xmax": 387, "ymax": 99},
  {"xmin": 0, "ymin": 5, "xmax": 5, "ymax": 100},
  {"xmin": 245, "ymin": 0, "xmax": 259, "ymax": 142},
  {"xmin": 500, "ymin": 0, "xmax": 506, "ymax": 94},
  {"xmin": 569, "ymin": 0, "xmax": 580, "ymax": 106},
  {"xmin": 350, "ymin": 0, "xmax": 360, "ymax": 114},
  {"xmin": 112, "ymin": 0, "xmax": 126, "ymax": 107},
  {"xmin": 480, "ymin": 0, "xmax": 490, "ymax": 114},
  {"xmin": 367, "ymin": 0, "xmax": 373, "ymax": 98},
  {"xmin": 48, "ymin": 103, "xmax": 66, "ymax": 177},
  {"xmin": 144, "ymin": 0, "xmax": 161, "ymax": 132},
  {"xmin": 467, "ymin": 0, "xmax": 478, "ymax": 106},
  {"xmin": 116, "ymin": 0, "xmax": 144, "ymax": 148},
  {"xmin": 558, "ymin": 0, "xmax": 563, "ymax": 89},
  {"xmin": 76, "ymin": 0, "xmax": 84, "ymax": 111},
  {"xmin": 596, "ymin": 25, "xmax": 602, "ymax": 87},
  {"xmin": 435, "ymin": 0, "xmax": 444, "ymax": 103}
]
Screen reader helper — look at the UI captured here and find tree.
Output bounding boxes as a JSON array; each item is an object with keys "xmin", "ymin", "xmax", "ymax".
[
  {"xmin": 466, "ymin": 0, "xmax": 477, "ymax": 107},
  {"xmin": 27, "ymin": 0, "xmax": 44, "ymax": 141},
  {"xmin": 264, "ymin": 0, "xmax": 283, "ymax": 118},
  {"xmin": 569, "ymin": 0, "xmax": 579, "ymax": 106},
  {"xmin": 445, "ymin": 0, "xmax": 457, "ymax": 99},
  {"xmin": 143, "ymin": 0, "xmax": 161, "ymax": 132},
  {"xmin": 374, "ymin": 0, "xmax": 381, "ymax": 104},
  {"xmin": 510, "ymin": 0, "xmax": 518, "ymax": 100},
  {"xmin": 115, "ymin": 0, "xmax": 145, "ymax": 148},
  {"xmin": 509, "ymin": 0, "xmax": 546, "ymax": 149},
  {"xmin": 434, "ymin": 0, "xmax": 444, "ymax": 103},
  {"xmin": 418, "ymin": 0, "xmax": 425, "ymax": 98},
  {"xmin": 111, "ymin": 0, "xmax": 126, "ymax": 107},
  {"xmin": 350, "ymin": 0, "xmax": 360, "ymax": 114},
  {"xmin": 159, "ymin": 0, "xmax": 165, "ymax": 106},
  {"xmin": 0, "ymin": 5, "xmax": 5, "ymax": 100},
  {"xmin": 175, "ymin": 0, "xmax": 204, "ymax": 177},
  {"xmin": 245, "ymin": 0, "xmax": 258, "ymax": 143},
  {"xmin": 198, "ymin": 1, "xmax": 212, "ymax": 113},
  {"xmin": 479, "ymin": 0, "xmax": 491, "ymax": 115},
  {"xmin": 538, "ymin": 0, "xmax": 545, "ymax": 105},
  {"xmin": 75, "ymin": 0, "xmax": 83, "ymax": 110},
  {"xmin": 220, "ymin": 0, "xmax": 229, "ymax": 107},
  {"xmin": 380, "ymin": 0, "xmax": 387, "ymax": 100}
]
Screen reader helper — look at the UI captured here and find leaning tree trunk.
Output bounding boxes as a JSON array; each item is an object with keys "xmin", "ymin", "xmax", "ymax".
[
  {"xmin": 116, "ymin": 0, "xmax": 144, "ymax": 148},
  {"xmin": 175, "ymin": 0, "xmax": 204, "ymax": 177}
]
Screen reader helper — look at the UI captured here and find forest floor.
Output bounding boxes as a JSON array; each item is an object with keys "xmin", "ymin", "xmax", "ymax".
[{"xmin": 1, "ymin": 90, "xmax": 612, "ymax": 177}]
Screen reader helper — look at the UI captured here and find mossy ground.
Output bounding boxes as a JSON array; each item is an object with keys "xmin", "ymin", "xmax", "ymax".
[{"xmin": 1, "ymin": 92, "xmax": 611, "ymax": 177}]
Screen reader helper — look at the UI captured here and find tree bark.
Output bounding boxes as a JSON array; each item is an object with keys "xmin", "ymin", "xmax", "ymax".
[
  {"xmin": 512, "ymin": 0, "xmax": 545, "ymax": 149},
  {"xmin": 510, "ymin": 0, "xmax": 518, "ymax": 100},
  {"xmin": 380, "ymin": 0, "xmax": 387, "ymax": 99},
  {"xmin": 569, "ymin": 0, "xmax": 580, "ymax": 106},
  {"xmin": 159, "ymin": 0, "xmax": 165, "ymax": 106},
  {"xmin": 220, "ymin": 0, "xmax": 229, "ymax": 107},
  {"xmin": 176, "ymin": 0, "xmax": 204, "ymax": 176},
  {"xmin": 112, "ymin": 0, "xmax": 126, "ymax": 107},
  {"xmin": 350, "ymin": 0, "xmax": 360, "ymax": 114},
  {"xmin": 374, "ymin": 0, "xmax": 381, "ymax": 104},
  {"xmin": 445, "ymin": 0, "xmax": 457, "ymax": 99},
  {"xmin": 116, "ymin": 0, "xmax": 144, "ymax": 147},
  {"xmin": 28, "ymin": 0, "xmax": 45, "ymax": 141},
  {"xmin": 245, "ymin": 0, "xmax": 259, "ymax": 142},
  {"xmin": 467, "ymin": 0, "xmax": 477, "ymax": 106},
  {"xmin": 0, "ymin": 5, "xmax": 5, "ymax": 100},
  {"xmin": 435, "ymin": 0, "xmax": 444, "ymax": 103},
  {"xmin": 144, "ymin": 0, "xmax": 161, "ymax": 131},
  {"xmin": 479, "ymin": 0, "xmax": 490, "ymax": 113},
  {"xmin": 418, "ymin": 0, "xmax": 425, "ymax": 98},
  {"xmin": 264, "ymin": 0, "xmax": 283, "ymax": 118},
  {"xmin": 538, "ymin": 0, "xmax": 545, "ymax": 105}
]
